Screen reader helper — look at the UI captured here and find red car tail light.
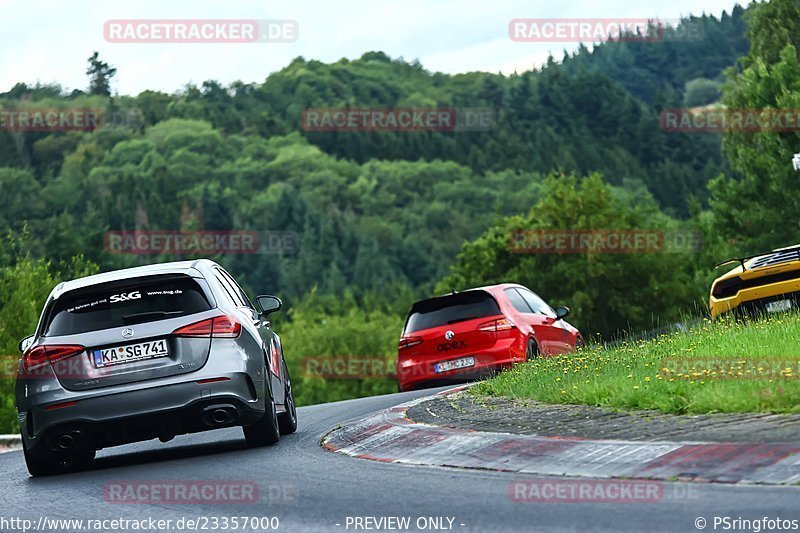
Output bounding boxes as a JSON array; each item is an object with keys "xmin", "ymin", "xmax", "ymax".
[
  {"xmin": 23, "ymin": 344, "xmax": 85, "ymax": 372},
  {"xmin": 477, "ymin": 318, "xmax": 515, "ymax": 332},
  {"xmin": 398, "ymin": 336, "xmax": 423, "ymax": 351},
  {"xmin": 173, "ymin": 315, "xmax": 241, "ymax": 338}
]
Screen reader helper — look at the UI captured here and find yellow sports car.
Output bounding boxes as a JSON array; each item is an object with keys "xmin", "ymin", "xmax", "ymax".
[{"xmin": 710, "ymin": 244, "xmax": 800, "ymax": 318}]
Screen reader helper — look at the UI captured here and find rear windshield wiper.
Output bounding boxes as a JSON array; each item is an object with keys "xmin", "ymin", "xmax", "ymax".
[
  {"xmin": 446, "ymin": 316, "xmax": 482, "ymax": 325},
  {"xmin": 122, "ymin": 311, "xmax": 183, "ymax": 323}
]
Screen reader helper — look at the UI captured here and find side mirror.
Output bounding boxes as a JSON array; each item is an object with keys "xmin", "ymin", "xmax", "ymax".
[
  {"xmin": 256, "ymin": 295, "xmax": 282, "ymax": 316},
  {"xmin": 554, "ymin": 306, "xmax": 570, "ymax": 320},
  {"xmin": 18, "ymin": 335, "xmax": 34, "ymax": 354}
]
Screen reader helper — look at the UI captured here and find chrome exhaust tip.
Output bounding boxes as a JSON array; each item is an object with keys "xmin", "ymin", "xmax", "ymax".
[
  {"xmin": 56, "ymin": 434, "xmax": 74, "ymax": 450},
  {"xmin": 212, "ymin": 409, "xmax": 230, "ymax": 424}
]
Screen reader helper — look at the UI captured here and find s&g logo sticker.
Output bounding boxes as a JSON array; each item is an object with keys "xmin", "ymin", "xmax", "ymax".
[{"xmin": 109, "ymin": 291, "xmax": 142, "ymax": 303}]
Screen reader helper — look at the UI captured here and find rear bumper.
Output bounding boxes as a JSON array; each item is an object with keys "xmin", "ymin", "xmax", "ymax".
[
  {"xmin": 710, "ymin": 287, "xmax": 800, "ymax": 318},
  {"xmin": 397, "ymin": 339, "xmax": 522, "ymax": 392},
  {"xmin": 20, "ymin": 372, "xmax": 262, "ymax": 458}
]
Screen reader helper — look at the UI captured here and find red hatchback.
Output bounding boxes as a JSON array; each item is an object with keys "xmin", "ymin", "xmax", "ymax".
[{"xmin": 396, "ymin": 283, "xmax": 583, "ymax": 391}]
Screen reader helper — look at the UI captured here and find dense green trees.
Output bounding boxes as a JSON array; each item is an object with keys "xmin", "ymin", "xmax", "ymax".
[
  {"xmin": 437, "ymin": 173, "xmax": 701, "ymax": 338},
  {"xmin": 710, "ymin": 0, "xmax": 800, "ymax": 251},
  {"xmin": 684, "ymin": 78, "xmax": 723, "ymax": 107},
  {"xmin": 274, "ymin": 288, "xmax": 412, "ymax": 406},
  {"xmin": 0, "ymin": 253, "xmax": 98, "ymax": 432},
  {"xmin": 0, "ymin": 4, "xmax": 795, "ymax": 430},
  {"xmin": 560, "ymin": 8, "xmax": 749, "ymax": 104},
  {"xmin": 1, "ymin": 114, "xmax": 551, "ymax": 303}
]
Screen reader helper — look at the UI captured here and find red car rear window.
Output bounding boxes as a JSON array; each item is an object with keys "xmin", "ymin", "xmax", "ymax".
[{"xmin": 404, "ymin": 291, "xmax": 501, "ymax": 333}]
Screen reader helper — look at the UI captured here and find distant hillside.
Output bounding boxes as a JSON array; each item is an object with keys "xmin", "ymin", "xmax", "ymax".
[
  {"xmin": 0, "ymin": 6, "xmax": 754, "ymax": 300},
  {"xmin": 560, "ymin": 5, "xmax": 749, "ymax": 104}
]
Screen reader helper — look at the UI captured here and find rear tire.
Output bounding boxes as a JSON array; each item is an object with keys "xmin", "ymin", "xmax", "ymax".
[
  {"xmin": 23, "ymin": 441, "xmax": 60, "ymax": 477},
  {"xmin": 278, "ymin": 361, "xmax": 297, "ymax": 435},
  {"xmin": 243, "ymin": 378, "xmax": 280, "ymax": 447},
  {"xmin": 525, "ymin": 338, "xmax": 539, "ymax": 361}
]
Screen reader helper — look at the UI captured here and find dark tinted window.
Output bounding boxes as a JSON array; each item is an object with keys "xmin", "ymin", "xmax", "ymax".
[
  {"xmin": 45, "ymin": 275, "xmax": 211, "ymax": 336},
  {"xmin": 219, "ymin": 268, "xmax": 254, "ymax": 309},
  {"xmin": 504, "ymin": 288, "xmax": 532, "ymax": 313},
  {"xmin": 214, "ymin": 270, "xmax": 244, "ymax": 307},
  {"xmin": 404, "ymin": 291, "xmax": 501, "ymax": 334}
]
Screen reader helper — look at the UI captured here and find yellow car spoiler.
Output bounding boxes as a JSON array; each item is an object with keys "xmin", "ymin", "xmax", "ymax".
[{"xmin": 714, "ymin": 245, "xmax": 800, "ymax": 271}]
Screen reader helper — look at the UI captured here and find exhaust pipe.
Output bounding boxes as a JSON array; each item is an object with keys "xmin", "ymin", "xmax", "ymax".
[
  {"xmin": 202, "ymin": 404, "xmax": 238, "ymax": 426},
  {"xmin": 212, "ymin": 409, "xmax": 230, "ymax": 424},
  {"xmin": 48, "ymin": 430, "xmax": 84, "ymax": 452},
  {"xmin": 56, "ymin": 434, "xmax": 74, "ymax": 450}
]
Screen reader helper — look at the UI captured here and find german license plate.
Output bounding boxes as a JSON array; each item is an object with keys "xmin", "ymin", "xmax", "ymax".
[
  {"xmin": 766, "ymin": 299, "xmax": 792, "ymax": 314},
  {"xmin": 93, "ymin": 339, "xmax": 169, "ymax": 368},
  {"xmin": 434, "ymin": 356, "xmax": 475, "ymax": 374}
]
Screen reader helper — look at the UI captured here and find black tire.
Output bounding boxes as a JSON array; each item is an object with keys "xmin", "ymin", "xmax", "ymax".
[
  {"xmin": 23, "ymin": 441, "xmax": 61, "ymax": 477},
  {"xmin": 73, "ymin": 449, "xmax": 96, "ymax": 465},
  {"xmin": 243, "ymin": 377, "xmax": 280, "ymax": 447},
  {"xmin": 525, "ymin": 338, "xmax": 539, "ymax": 361},
  {"xmin": 278, "ymin": 361, "xmax": 297, "ymax": 435}
]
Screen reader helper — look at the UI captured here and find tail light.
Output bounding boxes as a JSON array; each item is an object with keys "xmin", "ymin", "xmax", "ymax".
[
  {"xmin": 173, "ymin": 315, "xmax": 241, "ymax": 338},
  {"xmin": 195, "ymin": 377, "xmax": 231, "ymax": 384},
  {"xmin": 23, "ymin": 344, "xmax": 85, "ymax": 372},
  {"xmin": 477, "ymin": 318, "xmax": 515, "ymax": 332},
  {"xmin": 398, "ymin": 336, "xmax": 423, "ymax": 351},
  {"xmin": 45, "ymin": 400, "xmax": 78, "ymax": 411}
]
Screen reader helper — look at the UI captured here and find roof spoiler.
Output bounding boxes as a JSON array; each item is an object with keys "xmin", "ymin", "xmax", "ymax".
[{"xmin": 713, "ymin": 244, "xmax": 800, "ymax": 271}]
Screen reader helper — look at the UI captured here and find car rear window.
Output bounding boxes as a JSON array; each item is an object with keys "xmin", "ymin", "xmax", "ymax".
[
  {"xmin": 44, "ymin": 275, "xmax": 212, "ymax": 336},
  {"xmin": 404, "ymin": 291, "xmax": 501, "ymax": 334}
]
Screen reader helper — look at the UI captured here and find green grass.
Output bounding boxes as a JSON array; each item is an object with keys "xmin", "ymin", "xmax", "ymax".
[{"xmin": 473, "ymin": 313, "xmax": 800, "ymax": 414}]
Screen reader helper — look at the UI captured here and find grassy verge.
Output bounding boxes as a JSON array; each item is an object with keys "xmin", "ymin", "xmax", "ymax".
[{"xmin": 473, "ymin": 313, "xmax": 800, "ymax": 414}]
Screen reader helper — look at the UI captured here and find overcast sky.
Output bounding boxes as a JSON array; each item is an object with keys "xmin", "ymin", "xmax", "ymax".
[{"xmin": 2, "ymin": 0, "xmax": 745, "ymax": 96}]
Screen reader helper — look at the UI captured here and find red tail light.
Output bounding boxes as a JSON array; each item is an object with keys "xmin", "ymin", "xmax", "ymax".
[
  {"xmin": 45, "ymin": 400, "xmax": 78, "ymax": 411},
  {"xmin": 173, "ymin": 315, "xmax": 241, "ymax": 338},
  {"xmin": 23, "ymin": 344, "xmax": 85, "ymax": 372},
  {"xmin": 477, "ymin": 318, "xmax": 515, "ymax": 332},
  {"xmin": 398, "ymin": 336, "xmax": 423, "ymax": 351},
  {"xmin": 195, "ymin": 377, "xmax": 231, "ymax": 384}
]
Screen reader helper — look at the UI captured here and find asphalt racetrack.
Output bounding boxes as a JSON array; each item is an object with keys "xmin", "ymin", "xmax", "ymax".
[{"xmin": 1, "ymin": 387, "xmax": 798, "ymax": 532}]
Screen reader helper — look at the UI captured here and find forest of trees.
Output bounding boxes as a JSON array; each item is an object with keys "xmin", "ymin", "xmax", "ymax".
[{"xmin": 1, "ymin": 2, "xmax": 798, "ymax": 431}]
